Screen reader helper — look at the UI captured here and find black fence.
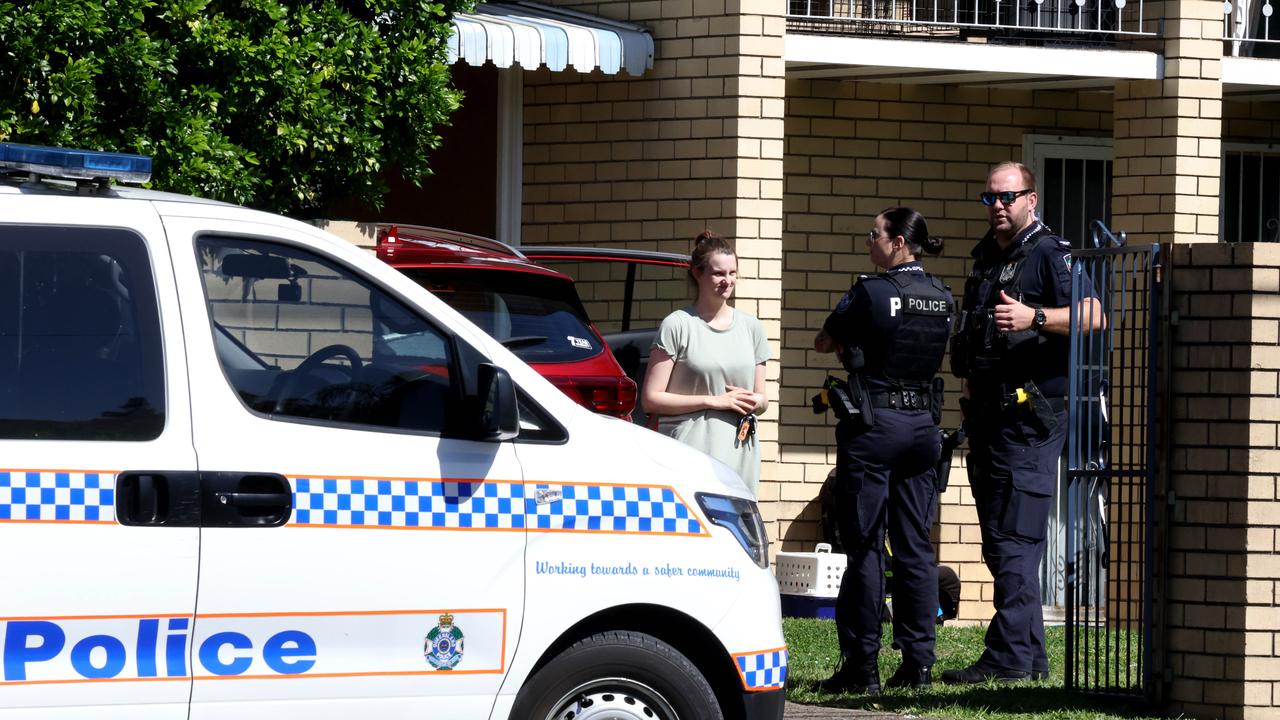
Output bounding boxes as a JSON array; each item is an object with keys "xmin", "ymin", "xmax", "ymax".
[{"xmin": 1063, "ymin": 223, "xmax": 1161, "ymax": 697}]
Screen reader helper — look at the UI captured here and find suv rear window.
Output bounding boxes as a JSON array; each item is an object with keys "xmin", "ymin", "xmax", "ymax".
[{"xmin": 400, "ymin": 268, "xmax": 603, "ymax": 364}]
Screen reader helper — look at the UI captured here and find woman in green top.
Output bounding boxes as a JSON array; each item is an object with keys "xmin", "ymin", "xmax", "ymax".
[{"xmin": 641, "ymin": 231, "xmax": 771, "ymax": 496}]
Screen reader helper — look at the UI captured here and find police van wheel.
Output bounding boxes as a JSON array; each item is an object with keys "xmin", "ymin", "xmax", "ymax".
[{"xmin": 511, "ymin": 630, "xmax": 723, "ymax": 720}]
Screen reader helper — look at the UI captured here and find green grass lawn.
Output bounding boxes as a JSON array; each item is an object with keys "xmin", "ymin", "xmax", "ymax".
[{"xmin": 785, "ymin": 618, "xmax": 1165, "ymax": 720}]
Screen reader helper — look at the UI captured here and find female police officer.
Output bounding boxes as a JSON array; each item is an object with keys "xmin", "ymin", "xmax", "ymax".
[{"xmin": 813, "ymin": 207, "xmax": 954, "ymax": 695}]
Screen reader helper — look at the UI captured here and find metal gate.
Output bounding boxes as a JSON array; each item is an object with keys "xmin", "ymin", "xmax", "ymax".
[{"xmin": 1063, "ymin": 222, "xmax": 1162, "ymax": 696}]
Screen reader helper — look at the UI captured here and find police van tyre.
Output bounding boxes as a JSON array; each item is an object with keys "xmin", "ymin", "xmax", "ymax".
[{"xmin": 511, "ymin": 630, "xmax": 724, "ymax": 720}]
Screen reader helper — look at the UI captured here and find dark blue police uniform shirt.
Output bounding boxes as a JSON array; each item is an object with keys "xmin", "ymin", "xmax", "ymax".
[
  {"xmin": 963, "ymin": 221, "xmax": 1077, "ymax": 398},
  {"xmin": 823, "ymin": 261, "xmax": 925, "ymax": 392}
]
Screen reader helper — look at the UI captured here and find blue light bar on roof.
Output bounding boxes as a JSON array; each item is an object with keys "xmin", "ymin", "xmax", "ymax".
[{"xmin": 0, "ymin": 142, "xmax": 151, "ymax": 184}]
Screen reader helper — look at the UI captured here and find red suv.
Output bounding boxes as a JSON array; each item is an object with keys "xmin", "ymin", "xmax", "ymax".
[{"xmin": 375, "ymin": 224, "xmax": 638, "ymax": 420}]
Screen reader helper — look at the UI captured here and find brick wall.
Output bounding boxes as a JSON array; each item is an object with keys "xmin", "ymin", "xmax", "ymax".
[
  {"xmin": 524, "ymin": 0, "xmax": 787, "ymax": 484},
  {"xmin": 1223, "ymin": 99, "xmax": 1280, "ymax": 141},
  {"xmin": 782, "ymin": 77, "xmax": 1115, "ymax": 621},
  {"xmin": 1162, "ymin": 242, "xmax": 1280, "ymax": 719}
]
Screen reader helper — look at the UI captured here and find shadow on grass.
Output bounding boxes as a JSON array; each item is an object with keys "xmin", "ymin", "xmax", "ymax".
[
  {"xmin": 784, "ymin": 618, "xmax": 1160, "ymax": 720},
  {"xmin": 789, "ymin": 682, "xmax": 1155, "ymax": 718}
]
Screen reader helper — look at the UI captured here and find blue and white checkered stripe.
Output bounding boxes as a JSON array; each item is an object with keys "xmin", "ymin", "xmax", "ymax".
[
  {"xmin": 736, "ymin": 648, "xmax": 788, "ymax": 691},
  {"xmin": 292, "ymin": 479, "xmax": 526, "ymax": 529},
  {"xmin": 529, "ymin": 483, "xmax": 703, "ymax": 535},
  {"xmin": 0, "ymin": 471, "xmax": 115, "ymax": 523},
  {"xmin": 290, "ymin": 479, "xmax": 703, "ymax": 536}
]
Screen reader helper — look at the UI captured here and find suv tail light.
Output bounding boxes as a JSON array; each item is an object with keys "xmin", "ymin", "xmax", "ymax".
[
  {"xmin": 375, "ymin": 225, "xmax": 401, "ymax": 261},
  {"xmin": 549, "ymin": 375, "xmax": 638, "ymax": 420}
]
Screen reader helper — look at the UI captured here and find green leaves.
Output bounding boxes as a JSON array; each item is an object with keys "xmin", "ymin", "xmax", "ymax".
[{"xmin": 0, "ymin": 0, "xmax": 474, "ymax": 214}]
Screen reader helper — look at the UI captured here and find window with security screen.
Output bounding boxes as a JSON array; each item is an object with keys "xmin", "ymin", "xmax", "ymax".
[
  {"xmin": 1040, "ymin": 156, "xmax": 1113, "ymax": 248},
  {"xmin": 1222, "ymin": 146, "xmax": 1280, "ymax": 243},
  {"xmin": 1026, "ymin": 135, "xmax": 1113, "ymax": 249}
]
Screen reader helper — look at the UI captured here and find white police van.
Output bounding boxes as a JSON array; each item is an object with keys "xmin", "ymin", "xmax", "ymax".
[{"xmin": 0, "ymin": 144, "xmax": 786, "ymax": 719}]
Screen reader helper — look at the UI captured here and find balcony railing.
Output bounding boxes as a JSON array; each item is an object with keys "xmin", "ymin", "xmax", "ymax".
[
  {"xmin": 1224, "ymin": 0, "xmax": 1279, "ymax": 57},
  {"xmin": 787, "ymin": 0, "xmax": 1154, "ymax": 41}
]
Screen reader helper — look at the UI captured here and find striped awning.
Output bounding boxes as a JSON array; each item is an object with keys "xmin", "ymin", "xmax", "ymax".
[{"xmin": 448, "ymin": 1, "xmax": 653, "ymax": 76}]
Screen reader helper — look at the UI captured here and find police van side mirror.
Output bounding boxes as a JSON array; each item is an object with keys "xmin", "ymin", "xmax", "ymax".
[{"xmin": 476, "ymin": 363, "xmax": 519, "ymax": 442}]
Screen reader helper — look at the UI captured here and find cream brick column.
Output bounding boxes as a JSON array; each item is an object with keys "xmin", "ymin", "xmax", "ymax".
[
  {"xmin": 522, "ymin": 1, "xmax": 785, "ymax": 523},
  {"xmin": 722, "ymin": 0, "xmax": 787, "ymax": 509},
  {"xmin": 1111, "ymin": 0, "xmax": 1223, "ymax": 244},
  {"xmin": 1163, "ymin": 243, "xmax": 1280, "ymax": 719}
]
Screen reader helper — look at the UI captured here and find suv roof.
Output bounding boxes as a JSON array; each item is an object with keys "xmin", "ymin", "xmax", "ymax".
[{"xmin": 375, "ymin": 223, "xmax": 568, "ymax": 280}]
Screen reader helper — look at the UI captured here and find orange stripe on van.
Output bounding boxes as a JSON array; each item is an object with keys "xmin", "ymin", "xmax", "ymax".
[{"xmin": 196, "ymin": 608, "xmax": 506, "ymax": 619}]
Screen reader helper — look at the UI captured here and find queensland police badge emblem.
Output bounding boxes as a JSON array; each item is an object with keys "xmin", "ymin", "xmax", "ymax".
[
  {"xmin": 998, "ymin": 261, "xmax": 1018, "ymax": 284},
  {"xmin": 425, "ymin": 613, "xmax": 465, "ymax": 670}
]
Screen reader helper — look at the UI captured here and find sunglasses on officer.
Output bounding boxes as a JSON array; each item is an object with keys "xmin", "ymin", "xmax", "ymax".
[{"xmin": 980, "ymin": 189, "xmax": 1033, "ymax": 207}]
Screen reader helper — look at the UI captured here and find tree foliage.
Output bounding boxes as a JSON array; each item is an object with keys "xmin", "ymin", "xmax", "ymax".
[{"xmin": 0, "ymin": 0, "xmax": 473, "ymax": 214}]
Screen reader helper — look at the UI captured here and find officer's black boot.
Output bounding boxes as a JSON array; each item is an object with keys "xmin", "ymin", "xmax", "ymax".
[
  {"xmin": 818, "ymin": 657, "xmax": 881, "ymax": 696},
  {"xmin": 884, "ymin": 661, "xmax": 932, "ymax": 690},
  {"xmin": 939, "ymin": 663, "xmax": 1031, "ymax": 684}
]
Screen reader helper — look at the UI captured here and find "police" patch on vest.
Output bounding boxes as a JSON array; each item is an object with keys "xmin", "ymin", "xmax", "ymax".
[{"xmin": 905, "ymin": 296, "xmax": 951, "ymax": 315}]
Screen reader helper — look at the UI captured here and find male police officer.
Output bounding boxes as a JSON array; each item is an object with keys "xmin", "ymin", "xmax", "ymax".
[
  {"xmin": 814, "ymin": 207, "xmax": 952, "ymax": 694},
  {"xmin": 942, "ymin": 162, "xmax": 1104, "ymax": 684}
]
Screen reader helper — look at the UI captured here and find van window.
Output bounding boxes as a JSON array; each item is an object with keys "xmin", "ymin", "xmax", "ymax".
[
  {"xmin": 198, "ymin": 237, "xmax": 456, "ymax": 433},
  {"xmin": 0, "ymin": 226, "xmax": 165, "ymax": 440}
]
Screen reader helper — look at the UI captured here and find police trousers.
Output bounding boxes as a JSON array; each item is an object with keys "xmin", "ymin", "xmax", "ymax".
[
  {"xmin": 833, "ymin": 408, "xmax": 940, "ymax": 669},
  {"xmin": 966, "ymin": 408, "xmax": 1068, "ymax": 674}
]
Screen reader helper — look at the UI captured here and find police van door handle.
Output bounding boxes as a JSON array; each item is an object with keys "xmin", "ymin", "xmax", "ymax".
[
  {"xmin": 216, "ymin": 491, "xmax": 292, "ymax": 508},
  {"xmin": 115, "ymin": 472, "xmax": 202, "ymax": 527},
  {"xmin": 200, "ymin": 472, "xmax": 293, "ymax": 528}
]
